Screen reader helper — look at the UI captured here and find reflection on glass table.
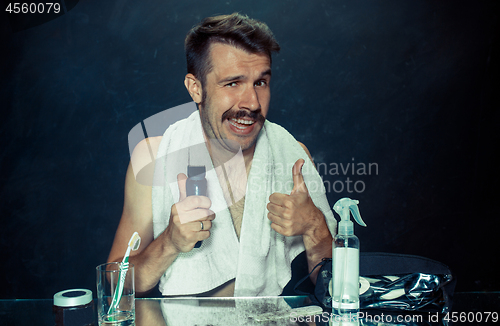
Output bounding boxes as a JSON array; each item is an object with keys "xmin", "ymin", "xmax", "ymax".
[
  {"xmin": 135, "ymin": 296, "xmax": 456, "ymax": 326},
  {"xmin": 137, "ymin": 296, "xmax": 310, "ymax": 326}
]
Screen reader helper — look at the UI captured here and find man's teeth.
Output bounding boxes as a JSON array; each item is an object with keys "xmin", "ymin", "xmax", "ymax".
[
  {"xmin": 231, "ymin": 118, "xmax": 254, "ymax": 125},
  {"xmin": 229, "ymin": 118, "xmax": 255, "ymax": 128}
]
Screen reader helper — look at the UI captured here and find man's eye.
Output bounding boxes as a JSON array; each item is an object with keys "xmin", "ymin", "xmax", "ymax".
[
  {"xmin": 225, "ymin": 82, "xmax": 238, "ymax": 87},
  {"xmin": 255, "ymin": 80, "xmax": 267, "ymax": 87}
]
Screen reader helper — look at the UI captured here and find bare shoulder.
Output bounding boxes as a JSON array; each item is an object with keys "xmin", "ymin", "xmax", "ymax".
[
  {"xmin": 298, "ymin": 141, "xmax": 314, "ymax": 165},
  {"xmin": 130, "ymin": 136, "xmax": 163, "ymax": 186},
  {"xmin": 131, "ymin": 136, "xmax": 163, "ymax": 166}
]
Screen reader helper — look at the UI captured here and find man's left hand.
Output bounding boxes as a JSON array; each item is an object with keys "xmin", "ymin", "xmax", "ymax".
[{"xmin": 267, "ymin": 158, "xmax": 324, "ymax": 237}]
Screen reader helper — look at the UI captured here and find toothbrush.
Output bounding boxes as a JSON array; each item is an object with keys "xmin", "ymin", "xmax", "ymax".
[{"xmin": 108, "ymin": 232, "xmax": 141, "ymax": 315}]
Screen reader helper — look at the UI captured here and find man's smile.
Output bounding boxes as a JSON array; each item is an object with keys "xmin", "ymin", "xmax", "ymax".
[
  {"xmin": 226, "ymin": 117, "xmax": 258, "ymax": 135},
  {"xmin": 221, "ymin": 108, "xmax": 266, "ymax": 136},
  {"xmin": 230, "ymin": 118, "xmax": 255, "ymax": 126}
]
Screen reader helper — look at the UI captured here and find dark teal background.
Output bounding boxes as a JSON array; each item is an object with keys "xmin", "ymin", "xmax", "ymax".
[{"xmin": 1, "ymin": 0, "xmax": 498, "ymax": 298}]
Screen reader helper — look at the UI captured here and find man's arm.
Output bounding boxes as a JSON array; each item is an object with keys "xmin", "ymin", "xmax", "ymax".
[
  {"xmin": 266, "ymin": 143, "xmax": 334, "ymax": 284},
  {"xmin": 107, "ymin": 137, "xmax": 214, "ymax": 296},
  {"xmin": 107, "ymin": 137, "xmax": 177, "ymax": 296},
  {"xmin": 297, "ymin": 142, "xmax": 333, "ymax": 281}
]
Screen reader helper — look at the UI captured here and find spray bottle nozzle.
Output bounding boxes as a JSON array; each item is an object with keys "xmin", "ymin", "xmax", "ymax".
[{"xmin": 333, "ymin": 197, "xmax": 366, "ymax": 235}]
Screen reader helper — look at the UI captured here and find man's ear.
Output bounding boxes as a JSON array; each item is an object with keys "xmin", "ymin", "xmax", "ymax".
[{"xmin": 184, "ymin": 74, "xmax": 203, "ymax": 104}]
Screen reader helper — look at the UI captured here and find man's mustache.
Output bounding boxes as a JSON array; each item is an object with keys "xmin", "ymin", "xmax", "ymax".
[{"xmin": 221, "ymin": 109, "xmax": 266, "ymax": 124}]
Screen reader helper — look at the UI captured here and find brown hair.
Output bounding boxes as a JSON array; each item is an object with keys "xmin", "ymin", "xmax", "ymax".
[{"xmin": 185, "ymin": 13, "xmax": 280, "ymax": 87}]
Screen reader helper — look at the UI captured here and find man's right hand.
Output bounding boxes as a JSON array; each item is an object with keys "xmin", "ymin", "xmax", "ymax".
[{"xmin": 165, "ymin": 173, "xmax": 215, "ymax": 253}]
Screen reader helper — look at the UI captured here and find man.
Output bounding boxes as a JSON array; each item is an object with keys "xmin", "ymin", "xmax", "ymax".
[{"xmin": 107, "ymin": 13, "xmax": 336, "ymax": 297}]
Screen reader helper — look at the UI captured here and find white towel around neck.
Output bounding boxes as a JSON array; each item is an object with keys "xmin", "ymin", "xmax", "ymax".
[{"xmin": 152, "ymin": 110, "xmax": 336, "ymax": 296}]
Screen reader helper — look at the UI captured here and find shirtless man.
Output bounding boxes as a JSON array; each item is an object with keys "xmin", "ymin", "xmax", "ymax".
[{"xmin": 107, "ymin": 13, "xmax": 334, "ymax": 297}]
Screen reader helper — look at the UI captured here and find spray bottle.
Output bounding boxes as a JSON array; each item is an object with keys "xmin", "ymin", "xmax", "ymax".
[{"xmin": 332, "ymin": 198, "xmax": 367, "ymax": 317}]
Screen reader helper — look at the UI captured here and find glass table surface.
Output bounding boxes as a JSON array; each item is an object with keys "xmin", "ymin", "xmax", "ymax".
[{"xmin": 1, "ymin": 292, "xmax": 498, "ymax": 326}]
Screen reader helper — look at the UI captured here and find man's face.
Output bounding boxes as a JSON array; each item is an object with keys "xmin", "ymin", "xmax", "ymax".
[{"xmin": 198, "ymin": 43, "xmax": 271, "ymax": 154}]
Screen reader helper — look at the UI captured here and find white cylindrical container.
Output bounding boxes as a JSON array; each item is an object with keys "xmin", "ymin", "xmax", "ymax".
[{"xmin": 332, "ymin": 233, "xmax": 360, "ymax": 316}]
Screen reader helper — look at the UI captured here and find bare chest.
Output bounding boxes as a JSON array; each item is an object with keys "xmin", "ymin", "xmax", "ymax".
[{"xmin": 228, "ymin": 196, "xmax": 245, "ymax": 239}]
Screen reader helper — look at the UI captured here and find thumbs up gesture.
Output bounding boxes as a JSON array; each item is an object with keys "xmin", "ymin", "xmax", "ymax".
[{"xmin": 267, "ymin": 159, "xmax": 325, "ymax": 237}]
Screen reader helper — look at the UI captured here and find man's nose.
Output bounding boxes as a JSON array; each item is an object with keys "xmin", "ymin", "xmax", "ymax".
[{"xmin": 239, "ymin": 85, "xmax": 261, "ymax": 111}]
